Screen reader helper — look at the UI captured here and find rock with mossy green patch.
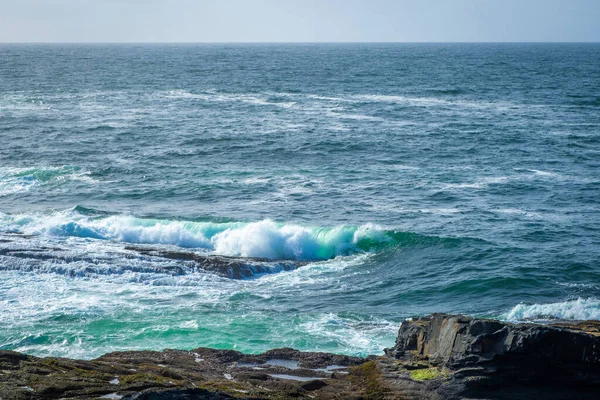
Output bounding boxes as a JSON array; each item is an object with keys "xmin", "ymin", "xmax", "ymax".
[
  {"xmin": 386, "ymin": 313, "xmax": 600, "ymax": 399},
  {"xmin": 409, "ymin": 368, "xmax": 442, "ymax": 381}
]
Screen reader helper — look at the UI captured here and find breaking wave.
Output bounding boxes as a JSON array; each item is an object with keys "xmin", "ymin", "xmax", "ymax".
[
  {"xmin": 0, "ymin": 207, "xmax": 451, "ymax": 261},
  {"xmin": 504, "ymin": 298, "xmax": 600, "ymax": 321}
]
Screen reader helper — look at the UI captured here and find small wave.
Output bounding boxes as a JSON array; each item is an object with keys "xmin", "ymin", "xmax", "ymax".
[
  {"xmin": 504, "ymin": 298, "xmax": 600, "ymax": 322},
  {"xmin": 526, "ymin": 169, "xmax": 557, "ymax": 177},
  {"xmin": 495, "ymin": 208, "xmax": 541, "ymax": 219},
  {"xmin": 516, "ymin": 168, "xmax": 567, "ymax": 181},
  {"xmin": 442, "ymin": 176, "xmax": 511, "ymax": 190},
  {"xmin": 0, "ymin": 208, "xmax": 450, "ymax": 261},
  {"xmin": 160, "ymin": 90, "xmax": 296, "ymax": 108},
  {"xmin": 426, "ymin": 88, "xmax": 468, "ymax": 96},
  {"xmin": 0, "ymin": 166, "xmax": 96, "ymax": 196}
]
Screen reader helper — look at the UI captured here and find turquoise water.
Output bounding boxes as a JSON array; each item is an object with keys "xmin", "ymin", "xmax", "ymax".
[{"xmin": 1, "ymin": 43, "xmax": 599, "ymax": 359}]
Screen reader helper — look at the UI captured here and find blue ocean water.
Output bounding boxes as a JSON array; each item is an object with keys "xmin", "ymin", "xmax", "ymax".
[{"xmin": 0, "ymin": 43, "xmax": 599, "ymax": 359}]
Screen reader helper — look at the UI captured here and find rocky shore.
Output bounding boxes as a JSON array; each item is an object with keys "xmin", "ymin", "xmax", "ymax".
[{"xmin": 1, "ymin": 314, "xmax": 599, "ymax": 399}]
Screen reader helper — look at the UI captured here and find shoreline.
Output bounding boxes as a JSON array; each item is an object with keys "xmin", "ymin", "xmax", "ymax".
[{"xmin": 2, "ymin": 314, "xmax": 599, "ymax": 399}]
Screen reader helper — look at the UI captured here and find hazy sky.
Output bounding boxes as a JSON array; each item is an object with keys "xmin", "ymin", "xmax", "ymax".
[{"xmin": 1, "ymin": 0, "xmax": 599, "ymax": 43}]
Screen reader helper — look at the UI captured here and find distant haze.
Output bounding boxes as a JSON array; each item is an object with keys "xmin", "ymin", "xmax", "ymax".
[{"xmin": 0, "ymin": 0, "xmax": 599, "ymax": 43}]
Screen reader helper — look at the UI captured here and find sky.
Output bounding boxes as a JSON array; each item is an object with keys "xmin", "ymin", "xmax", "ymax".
[{"xmin": 0, "ymin": 0, "xmax": 599, "ymax": 43}]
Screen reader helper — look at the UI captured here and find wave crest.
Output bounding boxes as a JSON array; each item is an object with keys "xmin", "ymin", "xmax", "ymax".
[
  {"xmin": 0, "ymin": 208, "xmax": 426, "ymax": 260},
  {"xmin": 505, "ymin": 298, "xmax": 600, "ymax": 321}
]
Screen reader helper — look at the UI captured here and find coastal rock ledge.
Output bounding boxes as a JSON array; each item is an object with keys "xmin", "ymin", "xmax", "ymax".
[
  {"xmin": 1, "ymin": 314, "xmax": 599, "ymax": 400},
  {"xmin": 383, "ymin": 313, "xmax": 600, "ymax": 399}
]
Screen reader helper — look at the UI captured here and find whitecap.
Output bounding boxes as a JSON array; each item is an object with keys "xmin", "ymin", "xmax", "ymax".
[
  {"xmin": 0, "ymin": 209, "xmax": 400, "ymax": 261},
  {"xmin": 179, "ymin": 320, "xmax": 199, "ymax": 330},
  {"xmin": 527, "ymin": 169, "xmax": 557, "ymax": 177},
  {"xmin": 504, "ymin": 298, "xmax": 600, "ymax": 322}
]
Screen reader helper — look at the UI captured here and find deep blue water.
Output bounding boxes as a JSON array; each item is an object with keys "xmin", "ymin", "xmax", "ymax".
[{"xmin": 1, "ymin": 43, "xmax": 599, "ymax": 359}]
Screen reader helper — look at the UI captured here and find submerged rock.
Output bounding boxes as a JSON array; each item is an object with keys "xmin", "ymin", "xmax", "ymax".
[{"xmin": 125, "ymin": 245, "xmax": 306, "ymax": 279}]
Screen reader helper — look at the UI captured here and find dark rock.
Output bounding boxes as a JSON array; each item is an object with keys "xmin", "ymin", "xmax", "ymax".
[
  {"xmin": 125, "ymin": 245, "xmax": 306, "ymax": 279},
  {"xmin": 385, "ymin": 313, "xmax": 600, "ymax": 399},
  {"xmin": 190, "ymin": 348, "xmax": 244, "ymax": 363},
  {"xmin": 386, "ymin": 313, "xmax": 600, "ymax": 366},
  {"xmin": 0, "ymin": 350, "xmax": 30, "ymax": 366},
  {"xmin": 300, "ymin": 379, "xmax": 327, "ymax": 391},
  {"xmin": 122, "ymin": 388, "xmax": 237, "ymax": 399}
]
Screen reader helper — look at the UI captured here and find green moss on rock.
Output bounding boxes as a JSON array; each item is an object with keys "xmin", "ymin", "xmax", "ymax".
[{"xmin": 410, "ymin": 367, "xmax": 442, "ymax": 381}]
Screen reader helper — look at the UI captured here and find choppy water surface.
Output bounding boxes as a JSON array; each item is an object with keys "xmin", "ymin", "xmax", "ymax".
[{"xmin": 1, "ymin": 44, "xmax": 599, "ymax": 359}]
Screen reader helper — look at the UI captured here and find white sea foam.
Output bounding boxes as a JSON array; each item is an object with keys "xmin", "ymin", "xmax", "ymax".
[
  {"xmin": 299, "ymin": 313, "xmax": 397, "ymax": 356},
  {"xmin": 351, "ymin": 93, "xmax": 523, "ymax": 112},
  {"xmin": 1, "ymin": 210, "xmax": 395, "ymax": 261},
  {"xmin": 0, "ymin": 242, "xmax": 396, "ymax": 358},
  {"xmin": 496, "ymin": 208, "xmax": 542, "ymax": 218},
  {"xmin": 327, "ymin": 112, "xmax": 383, "ymax": 121},
  {"xmin": 0, "ymin": 166, "xmax": 97, "ymax": 196},
  {"xmin": 555, "ymin": 282, "xmax": 600, "ymax": 290},
  {"xmin": 504, "ymin": 298, "xmax": 600, "ymax": 322},
  {"xmin": 160, "ymin": 90, "xmax": 296, "ymax": 109},
  {"xmin": 307, "ymin": 94, "xmax": 351, "ymax": 102},
  {"xmin": 211, "ymin": 220, "xmax": 385, "ymax": 260},
  {"xmin": 388, "ymin": 164, "xmax": 420, "ymax": 170},
  {"xmin": 179, "ymin": 320, "xmax": 199, "ymax": 330},
  {"xmin": 527, "ymin": 169, "xmax": 557, "ymax": 177},
  {"xmin": 442, "ymin": 176, "xmax": 511, "ymax": 190},
  {"xmin": 418, "ymin": 208, "xmax": 461, "ymax": 215},
  {"xmin": 241, "ymin": 177, "xmax": 271, "ymax": 185}
]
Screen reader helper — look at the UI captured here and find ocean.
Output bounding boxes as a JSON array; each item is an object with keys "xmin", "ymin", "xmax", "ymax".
[{"xmin": 1, "ymin": 43, "xmax": 599, "ymax": 359}]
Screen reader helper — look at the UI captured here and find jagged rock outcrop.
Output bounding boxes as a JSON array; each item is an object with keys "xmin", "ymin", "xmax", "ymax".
[
  {"xmin": 384, "ymin": 313, "xmax": 600, "ymax": 399},
  {"xmin": 387, "ymin": 313, "xmax": 600, "ymax": 365}
]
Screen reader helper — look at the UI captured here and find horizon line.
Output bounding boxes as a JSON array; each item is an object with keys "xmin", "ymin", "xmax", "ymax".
[{"xmin": 1, "ymin": 41, "xmax": 599, "ymax": 45}]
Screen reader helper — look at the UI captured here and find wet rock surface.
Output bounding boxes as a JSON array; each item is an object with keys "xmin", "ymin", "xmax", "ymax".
[
  {"xmin": 0, "ymin": 347, "xmax": 366, "ymax": 399},
  {"xmin": 124, "ymin": 246, "xmax": 307, "ymax": 279},
  {"xmin": 1, "ymin": 314, "xmax": 599, "ymax": 399}
]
